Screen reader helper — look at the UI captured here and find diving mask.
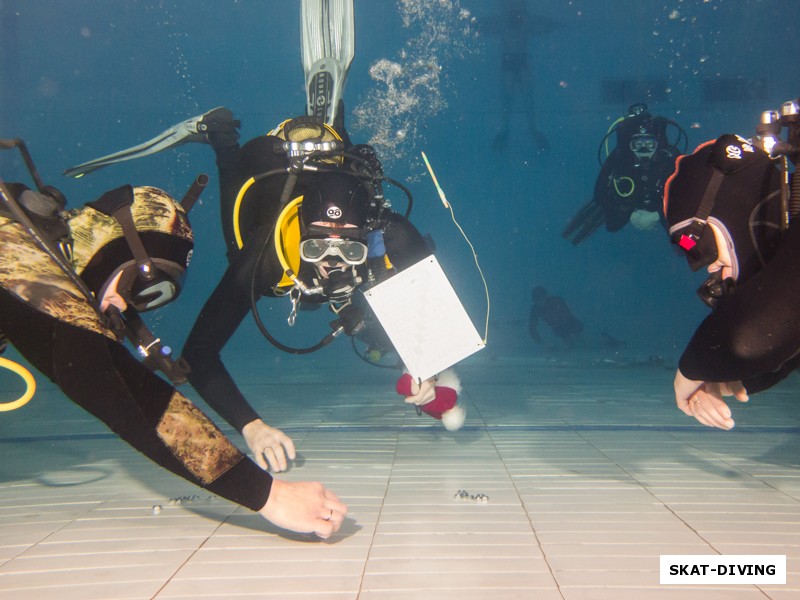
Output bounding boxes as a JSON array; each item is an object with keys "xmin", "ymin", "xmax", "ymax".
[
  {"xmin": 103, "ymin": 258, "xmax": 186, "ymax": 312},
  {"xmin": 630, "ymin": 134, "xmax": 658, "ymax": 159},
  {"xmin": 300, "ymin": 237, "xmax": 368, "ymax": 265}
]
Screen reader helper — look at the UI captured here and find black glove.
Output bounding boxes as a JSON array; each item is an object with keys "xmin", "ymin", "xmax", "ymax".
[
  {"xmin": 198, "ymin": 107, "xmax": 241, "ymax": 150},
  {"xmin": 330, "ymin": 303, "xmax": 366, "ymax": 336},
  {"xmin": 144, "ymin": 344, "xmax": 191, "ymax": 386}
]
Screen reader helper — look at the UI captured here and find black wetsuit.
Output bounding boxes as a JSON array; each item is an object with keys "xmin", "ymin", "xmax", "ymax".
[
  {"xmin": 181, "ymin": 133, "xmax": 431, "ymax": 432},
  {"xmin": 0, "ymin": 211, "xmax": 271, "ymax": 512},
  {"xmin": 594, "ymin": 145, "xmax": 679, "ymax": 232},
  {"xmin": 529, "ymin": 294, "xmax": 583, "ymax": 346},
  {"xmin": 679, "ymin": 221, "xmax": 800, "ymax": 394}
]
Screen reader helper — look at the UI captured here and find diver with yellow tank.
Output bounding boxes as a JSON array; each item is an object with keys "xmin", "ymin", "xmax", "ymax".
[
  {"xmin": 64, "ymin": 0, "xmax": 469, "ymax": 479},
  {"xmin": 562, "ymin": 103, "xmax": 688, "ymax": 245}
]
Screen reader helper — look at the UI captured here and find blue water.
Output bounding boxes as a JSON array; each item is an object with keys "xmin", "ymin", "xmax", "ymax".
[{"xmin": 2, "ymin": 0, "xmax": 799, "ymax": 377}]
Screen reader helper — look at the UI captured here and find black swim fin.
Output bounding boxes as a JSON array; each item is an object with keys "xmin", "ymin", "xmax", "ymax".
[{"xmin": 562, "ymin": 199, "xmax": 604, "ymax": 245}]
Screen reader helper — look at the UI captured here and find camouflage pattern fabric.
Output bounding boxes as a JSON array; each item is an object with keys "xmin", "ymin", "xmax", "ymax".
[{"xmin": 0, "ymin": 215, "xmax": 114, "ymax": 339}]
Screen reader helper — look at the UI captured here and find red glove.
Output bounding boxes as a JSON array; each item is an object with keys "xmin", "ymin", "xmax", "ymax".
[{"xmin": 396, "ymin": 369, "xmax": 466, "ymax": 431}]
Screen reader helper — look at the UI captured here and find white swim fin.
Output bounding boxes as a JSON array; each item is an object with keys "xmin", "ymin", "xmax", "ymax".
[
  {"xmin": 63, "ymin": 107, "xmax": 238, "ymax": 178},
  {"xmin": 301, "ymin": 0, "xmax": 355, "ymax": 126}
]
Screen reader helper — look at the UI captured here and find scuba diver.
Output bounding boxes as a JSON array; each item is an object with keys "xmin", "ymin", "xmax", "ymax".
[
  {"xmin": 563, "ymin": 103, "xmax": 688, "ymax": 245},
  {"xmin": 0, "ymin": 138, "xmax": 346, "ymax": 538},
  {"xmin": 63, "ymin": 0, "xmax": 467, "ymax": 477},
  {"xmin": 663, "ymin": 97, "xmax": 800, "ymax": 430},
  {"xmin": 481, "ymin": 0, "xmax": 557, "ymax": 153},
  {"xmin": 66, "ymin": 110, "xmax": 467, "ymax": 470},
  {"xmin": 528, "ymin": 285, "xmax": 583, "ymax": 349}
]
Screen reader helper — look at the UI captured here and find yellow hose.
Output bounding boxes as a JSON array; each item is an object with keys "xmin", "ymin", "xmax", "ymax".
[
  {"xmin": 603, "ymin": 116, "xmax": 626, "ymax": 160},
  {"xmin": 613, "ymin": 176, "xmax": 635, "ymax": 197},
  {"xmin": 0, "ymin": 356, "xmax": 36, "ymax": 411},
  {"xmin": 232, "ymin": 177, "xmax": 257, "ymax": 249}
]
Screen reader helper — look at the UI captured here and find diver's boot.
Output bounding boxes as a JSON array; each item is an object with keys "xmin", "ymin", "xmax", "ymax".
[{"xmin": 193, "ymin": 107, "xmax": 241, "ymax": 150}]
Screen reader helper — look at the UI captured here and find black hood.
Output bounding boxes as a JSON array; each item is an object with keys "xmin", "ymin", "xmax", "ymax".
[
  {"xmin": 664, "ymin": 134, "xmax": 783, "ymax": 283},
  {"xmin": 299, "ymin": 172, "xmax": 375, "ymax": 240}
]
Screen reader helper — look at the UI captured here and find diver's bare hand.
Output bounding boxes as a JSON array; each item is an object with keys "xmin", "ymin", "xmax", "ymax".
[
  {"xmin": 259, "ymin": 479, "xmax": 348, "ymax": 539},
  {"xmin": 674, "ymin": 369, "xmax": 702, "ymax": 416},
  {"xmin": 242, "ymin": 419, "xmax": 296, "ymax": 472},
  {"xmin": 674, "ymin": 370, "xmax": 744, "ymax": 430},
  {"xmin": 397, "ymin": 373, "xmax": 437, "ymax": 406},
  {"xmin": 687, "ymin": 386, "xmax": 735, "ymax": 430},
  {"xmin": 629, "ymin": 209, "xmax": 660, "ymax": 231},
  {"xmin": 710, "ymin": 380, "xmax": 749, "ymax": 403}
]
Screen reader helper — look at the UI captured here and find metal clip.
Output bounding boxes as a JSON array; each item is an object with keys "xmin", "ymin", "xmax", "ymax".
[{"xmin": 287, "ymin": 288, "xmax": 300, "ymax": 327}]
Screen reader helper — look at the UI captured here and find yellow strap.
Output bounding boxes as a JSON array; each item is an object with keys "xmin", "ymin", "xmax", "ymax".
[{"xmin": 0, "ymin": 356, "xmax": 36, "ymax": 411}]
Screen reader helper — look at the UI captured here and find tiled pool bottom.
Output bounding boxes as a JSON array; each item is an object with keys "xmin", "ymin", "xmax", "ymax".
[{"xmin": 1, "ymin": 355, "xmax": 799, "ymax": 599}]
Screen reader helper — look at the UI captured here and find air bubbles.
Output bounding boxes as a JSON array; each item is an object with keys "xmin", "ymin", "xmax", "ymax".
[{"xmin": 353, "ymin": 0, "xmax": 479, "ymax": 170}]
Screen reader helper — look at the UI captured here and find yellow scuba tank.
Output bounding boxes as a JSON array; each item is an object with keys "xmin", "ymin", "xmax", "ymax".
[
  {"xmin": 231, "ymin": 117, "xmax": 345, "ymax": 293},
  {"xmin": 273, "ymin": 196, "xmax": 303, "ymax": 292},
  {"xmin": 269, "ymin": 118, "xmax": 344, "ymax": 165}
]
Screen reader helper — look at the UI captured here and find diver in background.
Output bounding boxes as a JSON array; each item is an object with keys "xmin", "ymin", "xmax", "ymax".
[
  {"xmin": 563, "ymin": 103, "xmax": 687, "ymax": 245},
  {"xmin": 528, "ymin": 285, "xmax": 583, "ymax": 349},
  {"xmin": 664, "ymin": 123, "xmax": 799, "ymax": 430},
  {"xmin": 0, "ymin": 148, "xmax": 346, "ymax": 538},
  {"xmin": 481, "ymin": 0, "xmax": 557, "ymax": 153}
]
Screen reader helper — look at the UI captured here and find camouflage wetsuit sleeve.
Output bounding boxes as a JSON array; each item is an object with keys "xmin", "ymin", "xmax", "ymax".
[{"xmin": 0, "ymin": 217, "xmax": 271, "ymax": 511}]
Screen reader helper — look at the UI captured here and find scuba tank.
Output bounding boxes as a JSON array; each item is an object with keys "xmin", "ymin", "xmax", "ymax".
[
  {"xmin": 231, "ymin": 116, "xmax": 413, "ymax": 355},
  {"xmin": 597, "ymin": 103, "xmax": 688, "ymax": 167},
  {"xmin": 753, "ymin": 99, "xmax": 800, "ymax": 225}
]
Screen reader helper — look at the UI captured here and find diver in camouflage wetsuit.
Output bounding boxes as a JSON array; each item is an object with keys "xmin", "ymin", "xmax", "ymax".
[{"xmin": 0, "ymin": 160, "xmax": 346, "ymax": 537}]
